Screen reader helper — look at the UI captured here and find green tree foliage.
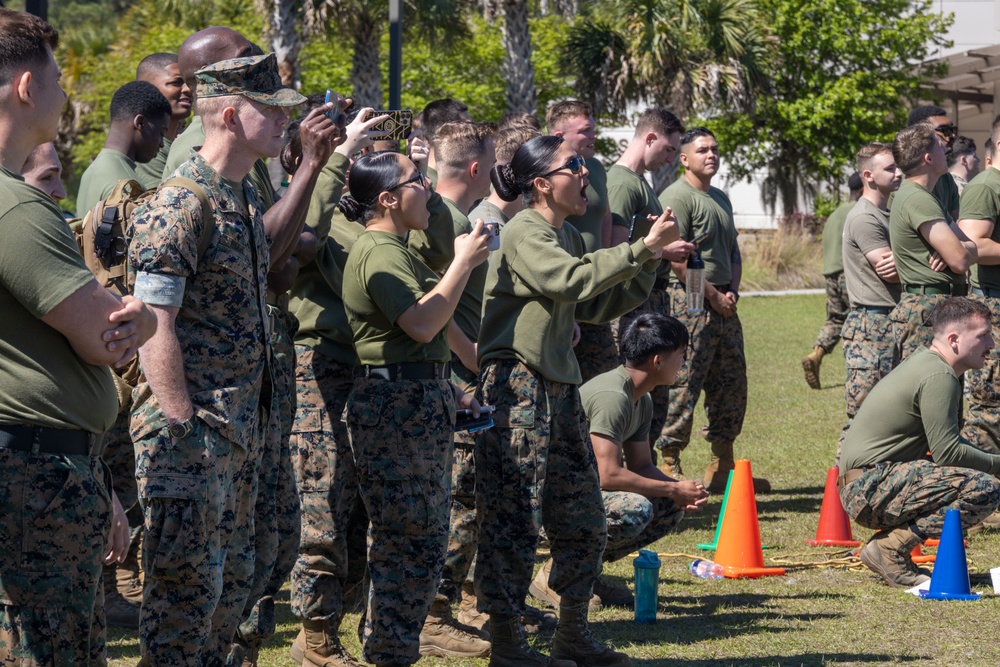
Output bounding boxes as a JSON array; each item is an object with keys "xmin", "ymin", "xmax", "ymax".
[{"xmin": 703, "ymin": 0, "xmax": 952, "ymax": 214}]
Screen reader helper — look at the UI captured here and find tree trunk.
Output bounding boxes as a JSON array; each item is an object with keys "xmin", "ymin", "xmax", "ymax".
[
  {"xmin": 270, "ymin": 0, "xmax": 303, "ymax": 88},
  {"xmin": 352, "ymin": 16, "xmax": 382, "ymax": 108},
  {"xmin": 501, "ymin": 0, "xmax": 536, "ymax": 114}
]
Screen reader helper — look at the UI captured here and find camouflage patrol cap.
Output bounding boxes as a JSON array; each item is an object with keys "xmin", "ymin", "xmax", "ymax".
[{"xmin": 195, "ymin": 53, "xmax": 305, "ymax": 107}]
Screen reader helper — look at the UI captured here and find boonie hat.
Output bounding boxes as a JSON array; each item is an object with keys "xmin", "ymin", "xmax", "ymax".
[{"xmin": 195, "ymin": 53, "xmax": 305, "ymax": 107}]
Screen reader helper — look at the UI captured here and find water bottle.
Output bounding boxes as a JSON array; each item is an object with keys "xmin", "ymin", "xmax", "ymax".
[
  {"xmin": 633, "ymin": 549, "xmax": 661, "ymax": 624},
  {"xmin": 686, "ymin": 250, "xmax": 706, "ymax": 314},
  {"xmin": 689, "ymin": 559, "xmax": 724, "ymax": 580}
]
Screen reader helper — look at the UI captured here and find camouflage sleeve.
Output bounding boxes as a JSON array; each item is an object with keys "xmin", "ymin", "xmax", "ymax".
[{"xmin": 129, "ymin": 186, "xmax": 207, "ymax": 279}]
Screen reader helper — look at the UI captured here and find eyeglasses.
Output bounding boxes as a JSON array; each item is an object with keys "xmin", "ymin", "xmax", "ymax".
[
  {"xmin": 934, "ymin": 123, "xmax": 958, "ymax": 138},
  {"xmin": 386, "ymin": 171, "xmax": 426, "ymax": 192},
  {"xmin": 541, "ymin": 155, "xmax": 586, "ymax": 179}
]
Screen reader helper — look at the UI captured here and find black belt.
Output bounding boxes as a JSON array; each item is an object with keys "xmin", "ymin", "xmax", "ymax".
[
  {"xmin": 854, "ymin": 305, "xmax": 892, "ymax": 315},
  {"xmin": 903, "ymin": 283, "xmax": 967, "ymax": 296},
  {"xmin": 364, "ymin": 362, "xmax": 451, "ymax": 381},
  {"xmin": 713, "ymin": 284, "xmax": 732, "ymax": 294},
  {"xmin": 0, "ymin": 424, "xmax": 102, "ymax": 456},
  {"xmin": 972, "ymin": 287, "xmax": 1000, "ymax": 298}
]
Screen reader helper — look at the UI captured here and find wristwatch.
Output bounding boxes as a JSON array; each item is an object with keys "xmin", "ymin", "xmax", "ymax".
[{"xmin": 167, "ymin": 417, "xmax": 196, "ymax": 439}]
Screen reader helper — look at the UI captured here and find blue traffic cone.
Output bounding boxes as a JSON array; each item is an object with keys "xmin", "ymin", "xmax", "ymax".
[{"xmin": 920, "ymin": 509, "xmax": 981, "ymax": 601}]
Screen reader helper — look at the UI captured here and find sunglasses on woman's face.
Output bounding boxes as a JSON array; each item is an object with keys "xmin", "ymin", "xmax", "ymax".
[
  {"xmin": 541, "ymin": 155, "xmax": 586, "ymax": 179},
  {"xmin": 386, "ymin": 171, "xmax": 426, "ymax": 192}
]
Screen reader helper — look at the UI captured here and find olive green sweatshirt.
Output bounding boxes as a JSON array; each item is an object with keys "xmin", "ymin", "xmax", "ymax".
[{"xmin": 478, "ymin": 208, "xmax": 659, "ymax": 384}]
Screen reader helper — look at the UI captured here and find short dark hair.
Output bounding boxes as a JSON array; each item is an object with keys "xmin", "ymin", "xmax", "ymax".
[
  {"xmin": 434, "ymin": 121, "xmax": 495, "ymax": 171},
  {"xmin": 948, "ymin": 135, "xmax": 978, "ymax": 167},
  {"xmin": 680, "ymin": 127, "xmax": 716, "ymax": 147},
  {"xmin": 635, "ymin": 107, "xmax": 684, "ymax": 137},
  {"xmin": 418, "ymin": 98, "xmax": 470, "ymax": 143},
  {"xmin": 855, "ymin": 142, "xmax": 893, "ymax": 174},
  {"xmin": 110, "ymin": 80, "xmax": 172, "ymax": 123},
  {"xmin": 848, "ymin": 171, "xmax": 863, "ymax": 193},
  {"xmin": 280, "ymin": 118, "xmax": 303, "ymax": 175},
  {"xmin": 621, "ymin": 313, "xmax": 689, "ymax": 366},
  {"xmin": 932, "ymin": 297, "xmax": 991, "ymax": 335},
  {"xmin": 892, "ymin": 124, "xmax": 937, "ymax": 176},
  {"xmin": 908, "ymin": 105, "xmax": 948, "ymax": 127},
  {"xmin": 546, "ymin": 100, "xmax": 592, "ymax": 132},
  {"xmin": 0, "ymin": 9, "xmax": 59, "ymax": 86},
  {"xmin": 499, "ymin": 110, "xmax": 541, "ymax": 132},
  {"xmin": 338, "ymin": 151, "xmax": 406, "ymax": 222},
  {"xmin": 136, "ymin": 52, "xmax": 178, "ymax": 81},
  {"xmin": 490, "ymin": 135, "xmax": 563, "ymax": 206}
]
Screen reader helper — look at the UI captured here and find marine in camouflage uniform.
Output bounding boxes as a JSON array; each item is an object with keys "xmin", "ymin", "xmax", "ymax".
[
  {"xmin": 602, "ymin": 492, "xmax": 684, "ymax": 562},
  {"xmin": 129, "ymin": 54, "xmax": 303, "ymax": 667}
]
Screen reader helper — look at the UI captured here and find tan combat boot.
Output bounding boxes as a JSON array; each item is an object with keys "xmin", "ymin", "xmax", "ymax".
[
  {"xmin": 489, "ymin": 614, "xmax": 576, "ymax": 667},
  {"xmin": 289, "ymin": 619, "xmax": 364, "ymax": 667},
  {"xmin": 704, "ymin": 442, "xmax": 771, "ymax": 494},
  {"xmin": 529, "ymin": 559, "xmax": 602, "ymax": 611},
  {"xmin": 551, "ymin": 597, "xmax": 630, "ymax": 667},
  {"xmin": 419, "ymin": 594, "xmax": 491, "ymax": 657},
  {"xmin": 801, "ymin": 345, "xmax": 826, "ymax": 390},
  {"xmin": 658, "ymin": 447, "xmax": 685, "ymax": 480},
  {"xmin": 858, "ymin": 527, "xmax": 931, "ymax": 588},
  {"xmin": 457, "ymin": 581, "xmax": 490, "ymax": 634}
]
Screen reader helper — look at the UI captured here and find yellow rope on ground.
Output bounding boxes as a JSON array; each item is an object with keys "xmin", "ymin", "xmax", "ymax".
[{"xmin": 626, "ymin": 550, "xmax": 868, "ymax": 571}]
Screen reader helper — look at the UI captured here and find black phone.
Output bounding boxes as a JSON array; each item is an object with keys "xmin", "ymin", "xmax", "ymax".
[
  {"xmin": 369, "ymin": 110, "xmax": 413, "ymax": 141},
  {"xmin": 455, "ymin": 405, "xmax": 496, "ymax": 433},
  {"xmin": 628, "ymin": 213, "xmax": 644, "ymax": 242},
  {"xmin": 692, "ymin": 230, "xmax": 710, "ymax": 246}
]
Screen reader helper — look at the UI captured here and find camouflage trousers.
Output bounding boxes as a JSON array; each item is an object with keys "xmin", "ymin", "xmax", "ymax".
[
  {"xmin": 962, "ymin": 293, "xmax": 1000, "ymax": 455},
  {"xmin": 232, "ymin": 310, "xmax": 302, "ymax": 660},
  {"xmin": 575, "ymin": 322, "xmax": 619, "ymax": 385},
  {"xmin": 0, "ymin": 448, "xmax": 111, "ymax": 666},
  {"xmin": 100, "ymin": 407, "xmax": 144, "ymax": 611},
  {"xmin": 475, "ymin": 359, "xmax": 607, "ymax": 617},
  {"xmin": 614, "ymin": 286, "xmax": 673, "ymax": 451},
  {"xmin": 290, "ymin": 346, "xmax": 368, "ymax": 623},
  {"xmin": 662, "ymin": 284, "xmax": 747, "ymax": 451},
  {"xmin": 602, "ymin": 491, "xmax": 684, "ymax": 564},
  {"xmin": 838, "ymin": 309, "xmax": 895, "ymax": 461},
  {"xmin": 346, "ymin": 377, "xmax": 455, "ymax": 665},
  {"xmin": 890, "ymin": 293, "xmax": 949, "ymax": 365},
  {"xmin": 439, "ymin": 360, "xmax": 479, "ymax": 601},
  {"xmin": 135, "ymin": 416, "xmax": 258, "ymax": 667},
  {"xmin": 813, "ymin": 272, "xmax": 849, "ymax": 353},
  {"xmin": 840, "ymin": 459, "xmax": 1000, "ymax": 537}
]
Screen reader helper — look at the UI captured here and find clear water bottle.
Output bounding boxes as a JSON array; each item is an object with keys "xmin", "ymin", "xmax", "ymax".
[
  {"xmin": 633, "ymin": 550, "xmax": 661, "ymax": 624},
  {"xmin": 686, "ymin": 250, "xmax": 706, "ymax": 314},
  {"xmin": 689, "ymin": 559, "xmax": 724, "ymax": 579}
]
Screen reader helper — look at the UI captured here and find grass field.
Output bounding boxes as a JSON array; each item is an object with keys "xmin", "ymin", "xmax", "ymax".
[{"xmin": 108, "ymin": 293, "xmax": 1000, "ymax": 667}]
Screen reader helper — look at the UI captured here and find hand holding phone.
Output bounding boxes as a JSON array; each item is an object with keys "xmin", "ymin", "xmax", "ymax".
[{"xmin": 455, "ymin": 405, "xmax": 495, "ymax": 433}]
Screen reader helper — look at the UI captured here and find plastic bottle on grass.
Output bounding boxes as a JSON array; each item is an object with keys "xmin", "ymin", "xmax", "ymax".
[
  {"xmin": 633, "ymin": 550, "xmax": 661, "ymax": 624},
  {"xmin": 689, "ymin": 559, "xmax": 724, "ymax": 580}
]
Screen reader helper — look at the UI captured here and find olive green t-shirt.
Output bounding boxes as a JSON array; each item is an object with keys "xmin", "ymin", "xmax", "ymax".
[
  {"xmin": 607, "ymin": 164, "xmax": 667, "ymax": 279},
  {"xmin": 565, "ymin": 157, "xmax": 608, "ymax": 254},
  {"xmin": 958, "ymin": 167, "xmax": 1000, "ymax": 291},
  {"xmin": 841, "ymin": 347, "xmax": 1000, "ymax": 475},
  {"xmin": 889, "ymin": 179, "xmax": 964, "ymax": 287},
  {"xmin": 580, "ymin": 365, "xmax": 652, "ymax": 444},
  {"xmin": 445, "ymin": 197, "xmax": 488, "ymax": 342},
  {"xmin": 76, "ymin": 148, "xmax": 138, "ymax": 215},
  {"xmin": 933, "ymin": 170, "xmax": 960, "ymax": 220},
  {"xmin": 660, "ymin": 178, "xmax": 738, "ymax": 286},
  {"xmin": 842, "ymin": 198, "xmax": 900, "ymax": 308},
  {"xmin": 821, "ymin": 201, "xmax": 853, "ymax": 276},
  {"xmin": 469, "ymin": 199, "xmax": 510, "ymax": 230},
  {"xmin": 478, "ymin": 208, "xmax": 658, "ymax": 384},
  {"xmin": 135, "ymin": 138, "xmax": 171, "ymax": 190},
  {"xmin": 0, "ymin": 166, "xmax": 117, "ymax": 433},
  {"xmin": 343, "ymin": 230, "xmax": 450, "ymax": 365}
]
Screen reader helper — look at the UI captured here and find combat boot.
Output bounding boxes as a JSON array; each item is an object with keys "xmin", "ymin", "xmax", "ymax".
[
  {"xmin": 289, "ymin": 618, "xmax": 365, "ymax": 667},
  {"xmin": 801, "ymin": 345, "xmax": 826, "ymax": 390},
  {"xmin": 704, "ymin": 442, "xmax": 771, "ymax": 494},
  {"xmin": 591, "ymin": 577, "xmax": 633, "ymax": 608},
  {"xmin": 489, "ymin": 614, "xmax": 576, "ymax": 667},
  {"xmin": 419, "ymin": 594, "xmax": 491, "ymax": 657},
  {"xmin": 858, "ymin": 527, "xmax": 930, "ymax": 589},
  {"xmin": 551, "ymin": 597, "xmax": 630, "ymax": 667},
  {"xmin": 521, "ymin": 605, "xmax": 558, "ymax": 634},
  {"xmin": 657, "ymin": 447, "xmax": 684, "ymax": 480},
  {"xmin": 529, "ymin": 559, "xmax": 602, "ymax": 610}
]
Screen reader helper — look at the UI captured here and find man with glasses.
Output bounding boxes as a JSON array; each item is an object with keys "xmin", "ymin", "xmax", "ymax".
[{"xmin": 907, "ymin": 105, "xmax": 960, "ymax": 222}]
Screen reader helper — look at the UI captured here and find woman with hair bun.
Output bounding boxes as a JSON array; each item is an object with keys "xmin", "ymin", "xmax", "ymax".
[
  {"xmin": 339, "ymin": 150, "xmax": 490, "ymax": 667},
  {"xmin": 475, "ymin": 135, "xmax": 680, "ymax": 667}
]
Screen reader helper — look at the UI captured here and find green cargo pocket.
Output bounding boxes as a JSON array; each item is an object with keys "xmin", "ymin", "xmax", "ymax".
[
  {"xmin": 142, "ymin": 473, "xmax": 208, "ymax": 501},
  {"xmin": 346, "ymin": 395, "xmax": 385, "ymax": 427},
  {"xmin": 290, "ymin": 407, "xmax": 332, "ymax": 493}
]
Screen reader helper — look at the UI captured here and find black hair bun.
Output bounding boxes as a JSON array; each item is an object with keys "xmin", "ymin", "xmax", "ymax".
[
  {"xmin": 338, "ymin": 195, "xmax": 366, "ymax": 222},
  {"xmin": 490, "ymin": 163, "xmax": 520, "ymax": 203}
]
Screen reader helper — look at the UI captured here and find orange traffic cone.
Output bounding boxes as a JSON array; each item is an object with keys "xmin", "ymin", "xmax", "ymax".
[
  {"xmin": 911, "ymin": 544, "xmax": 936, "ymax": 565},
  {"xmin": 714, "ymin": 459, "xmax": 785, "ymax": 578},
  {"xmin": 806, "ymin": 467, "xmax": 862, "ymax": 547}
]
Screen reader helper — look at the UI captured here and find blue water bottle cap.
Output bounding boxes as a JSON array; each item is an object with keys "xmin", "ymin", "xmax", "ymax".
[{"xmin": 634, "ymin": 549, "xmax": 661, "ymax": 570}]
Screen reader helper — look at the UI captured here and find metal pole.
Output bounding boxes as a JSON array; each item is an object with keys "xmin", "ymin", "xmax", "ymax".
[
  {"xmin": 25, "ymin": 0, "xmax": 48, "ymax": 20},
  {"xmin": 389, "ymin": 0, "xmax": 402, "ymax": 109}
]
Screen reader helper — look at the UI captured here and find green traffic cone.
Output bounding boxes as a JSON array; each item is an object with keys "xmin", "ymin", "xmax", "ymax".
[{"xmin": 697, "ymin": 469, "xmax": 733, "ymax": 550}]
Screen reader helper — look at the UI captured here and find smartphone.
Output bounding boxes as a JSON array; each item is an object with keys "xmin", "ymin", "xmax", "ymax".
[
  {"xmin": 324, "ymin": 90, "xmax": 347, "ymax": 126},
  {"xmin": 369, "ymin": 110, "xmax": 413, "ymax": 141},
  {"xmin": 455, "ymin": 405, "xmax": 496, "ymax": 433},
  {"xmin": 692, "ymin": 230, "xmax": 710, "ymax": 246},
  {"xmin": 481, "ymin": 220, "xmax": 500, "ymax": 251}
]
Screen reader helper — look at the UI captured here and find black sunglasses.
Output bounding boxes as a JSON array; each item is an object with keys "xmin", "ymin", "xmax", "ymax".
[
  {"xmin": 541, "ymin": 155, "xmax": 586, "ymax": 179},
  {"xmin": 934, "ymin": 123, "xmax": 958, "ymax": 138},
  {"xmin": 386, "ymin": 171, "xmax": 426, "ymax": 192}
]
